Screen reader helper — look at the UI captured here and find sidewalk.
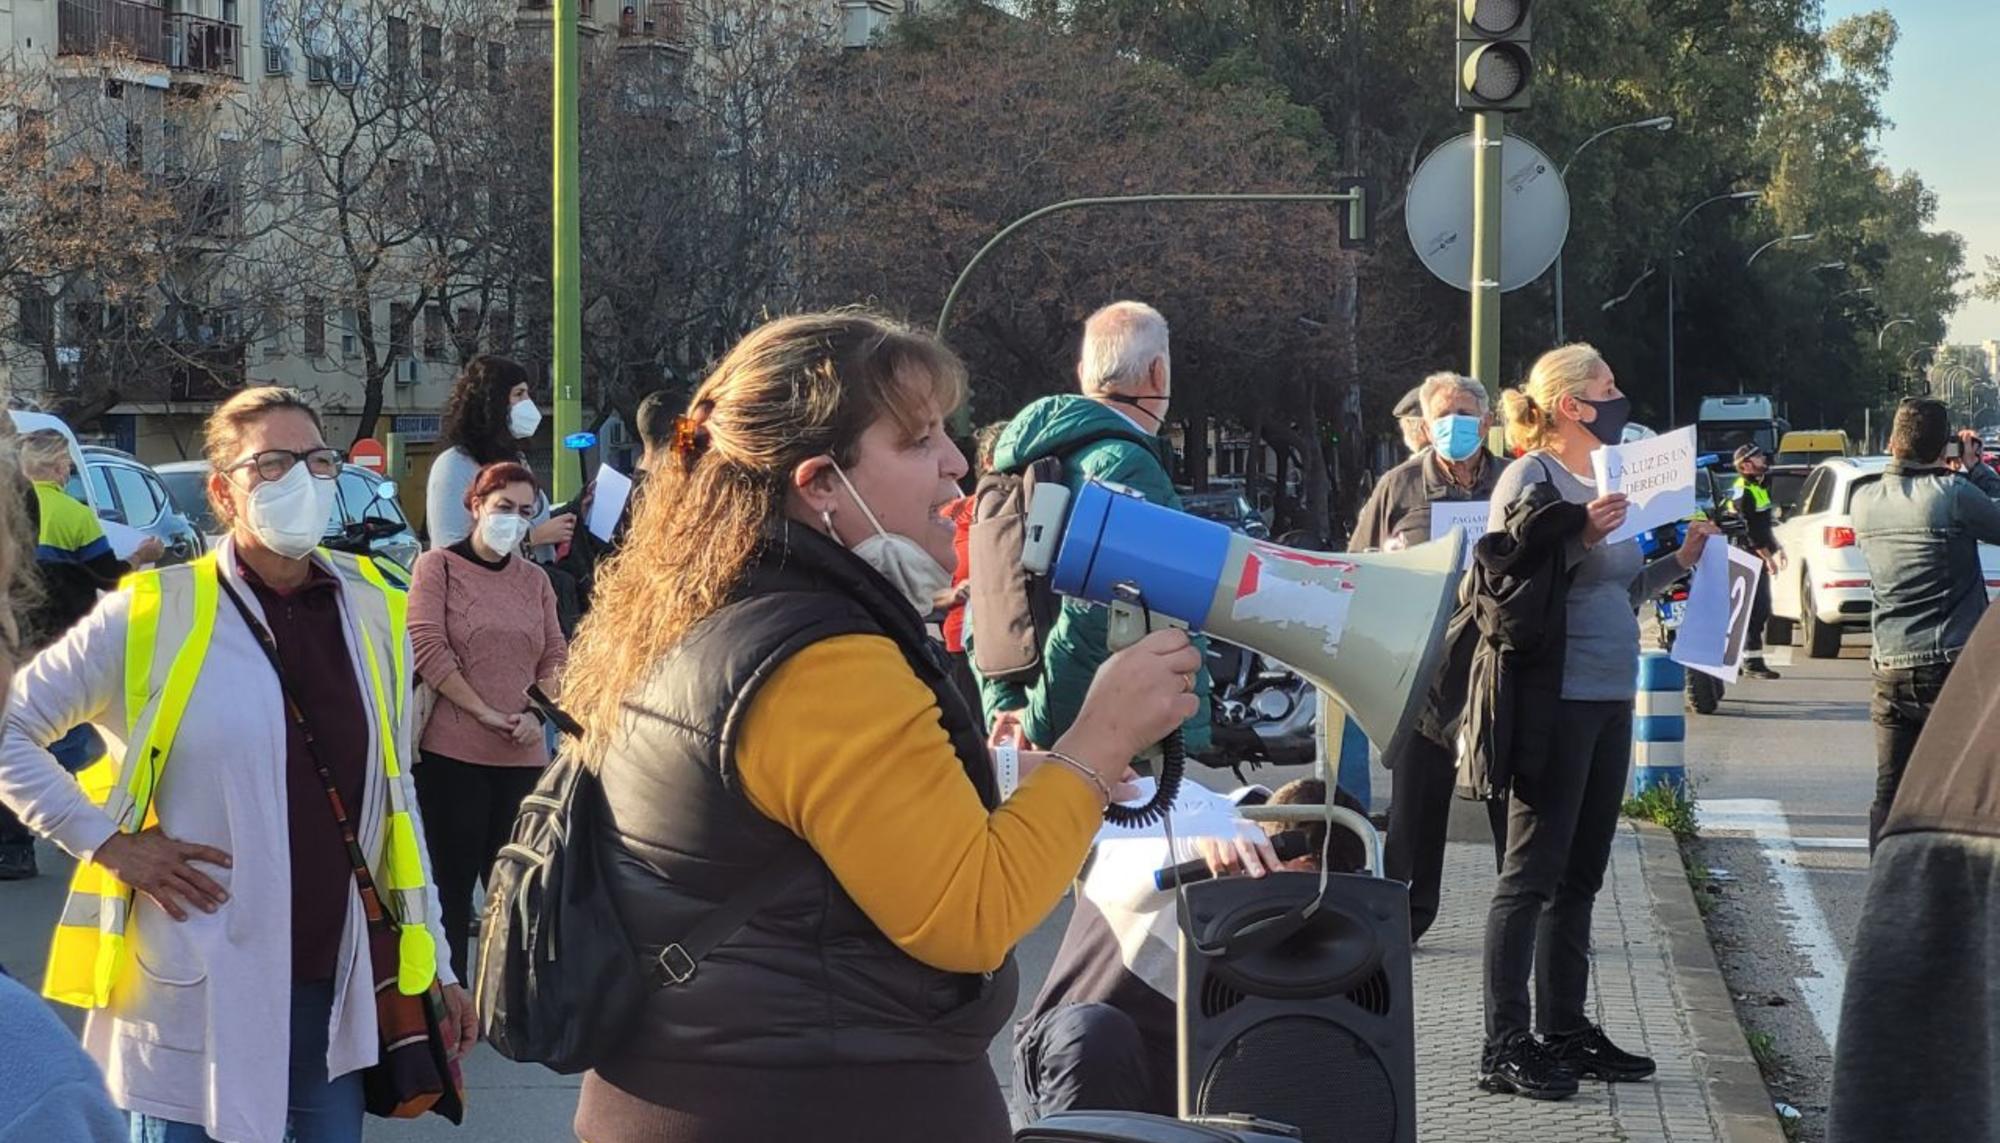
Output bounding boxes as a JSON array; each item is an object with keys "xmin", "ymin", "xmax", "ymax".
[
  {"xmin": 1413, "ymin": 822, "xmax": 1783, "ymax": 1143},
  {"xmin": 2, "ymin": 822, "xmax": 1780, "ymax": 1143}
]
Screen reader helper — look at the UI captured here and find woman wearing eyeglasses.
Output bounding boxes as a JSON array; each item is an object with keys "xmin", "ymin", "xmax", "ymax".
[{"xmin": 0, "ymin": 387, "xmax": 471, "ymax": 1143}]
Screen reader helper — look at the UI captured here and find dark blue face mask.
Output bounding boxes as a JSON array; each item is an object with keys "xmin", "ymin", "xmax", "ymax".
[{"xmin": 1578, "ymin": 396, "xmax": 1630, "ymax": 446}]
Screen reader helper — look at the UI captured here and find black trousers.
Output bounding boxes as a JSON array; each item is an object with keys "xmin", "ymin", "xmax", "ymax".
[
  {"xmin": 1383, "ymin": 732, "xmax": 1508, "ymax": 943},
  {"xmin": 1483, "ymin": 699, "xmax": 1632, "ymax": 1044},
  {"xmin": 1869, "ymin": 662, "xmax": 1952, "ymax": 850},
  {"xmin": 414, "ymin": 752, "xmax": 542, "ymax": 981},
  {"xmin": 1746, "ymin": 567, "xmax": 1773, "ymax": 655},
  {"xmin": 1012, "ymin": 1003, "xmax": 1175, "ymax": 1124}
]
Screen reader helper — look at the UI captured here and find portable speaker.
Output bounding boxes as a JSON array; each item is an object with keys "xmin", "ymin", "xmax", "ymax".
[{"xmin": 1176, "ymin": 872, "xmax": 1415, "ymax": 1143}]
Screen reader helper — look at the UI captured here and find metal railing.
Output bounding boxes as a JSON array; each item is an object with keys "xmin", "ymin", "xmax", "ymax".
[
  {"xmin": 617, "ymin": 0, "xmax": 686, "ymax": 40},
  {"xmin": 166, "ymin": 11, "xmax": 242, "ymax": 78},
  {"xmin": 58, "ymin": 0, "xmax": 242, "ymax": 77}
]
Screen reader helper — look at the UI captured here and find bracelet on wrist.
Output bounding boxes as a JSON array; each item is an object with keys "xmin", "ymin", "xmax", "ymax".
[{"xmin": 1045, "ymin": 750, "xmax": 1113, "ymax": 804}]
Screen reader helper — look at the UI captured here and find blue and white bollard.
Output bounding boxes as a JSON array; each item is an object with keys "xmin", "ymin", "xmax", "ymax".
[{"xmin": 1632, "ymin": 650, "xmax": 1687, "ymax": 796}]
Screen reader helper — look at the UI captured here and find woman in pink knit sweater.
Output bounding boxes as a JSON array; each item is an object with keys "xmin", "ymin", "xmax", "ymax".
[{"xmin": 408, "ymin": 460, "xmax": 568, "ymax": 979}]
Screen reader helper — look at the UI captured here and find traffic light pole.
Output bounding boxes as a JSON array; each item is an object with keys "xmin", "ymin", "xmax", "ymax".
[
  {"xmin": 549, "ymin": 0, "xmax": 582, "ymax": 503},
  {"xmin": 1469, "ymin": 111, "xmax": 1505, "ymax": 402}
]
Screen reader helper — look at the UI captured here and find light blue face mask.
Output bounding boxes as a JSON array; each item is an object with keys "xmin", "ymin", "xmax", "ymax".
[{"xmin": 1429, "ymin": 414, "xmax": 1485, "ymax": 462}]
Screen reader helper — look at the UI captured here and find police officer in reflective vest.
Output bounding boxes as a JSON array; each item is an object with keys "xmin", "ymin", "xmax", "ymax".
[
  {"xmin": 1731, "ymin": 444, "xmax": 1787, "ymax": 680},
  {"xmin": 0, "ymin": 387, "xmax": 470, "ymax": 1143}
]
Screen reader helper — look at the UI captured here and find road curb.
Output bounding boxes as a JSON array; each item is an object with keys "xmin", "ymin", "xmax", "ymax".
[{"xmin": 1630, "ymin": 820, "xmax": 1791, "ymax": 1143}]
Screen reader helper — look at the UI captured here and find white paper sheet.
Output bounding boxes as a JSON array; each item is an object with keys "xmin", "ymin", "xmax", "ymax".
[
  {"xmin": 585, "ymin": 464, "xmax": 632, "ymax": 542},
  {"xmin": 101, "ymin": 519, "xmax": 152, "ymax": 563},
  {"xmin": 1590, "ymin": 425, "xmax": 1699, "ymax": 545},
  {"xmin": 1428, "ymin": 500, "xmax": 1490, "ymax": 571},
  {"xmin": 1674, "ymin": 545, "xmax": 1764, "ymax": 684}
]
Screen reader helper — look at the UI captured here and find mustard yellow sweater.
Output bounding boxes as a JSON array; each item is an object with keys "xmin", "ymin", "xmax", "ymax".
[{"xmin": 738, "ymin": 634, "xmax": 1102, "ymax": 974}]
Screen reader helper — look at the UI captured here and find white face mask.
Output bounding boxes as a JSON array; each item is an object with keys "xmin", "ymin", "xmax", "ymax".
[
  {"xmin": 830, "ymin": 463, "xmax": 953, "ymax": 615},
  {"xmin": 242, "ymin": 460, "xmax": 337, "ymax": 560},
  {"xmin": 478, "ymin": 512, "xmax": 529, "ymax": 555},
  {"xmin": 508, "ymin": 399, "xmax": 543, "ymax": 440}
]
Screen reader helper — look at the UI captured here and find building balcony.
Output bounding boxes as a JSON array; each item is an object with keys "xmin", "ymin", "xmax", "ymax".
[
  {"xmin": 616, "ymin": 0, "xmax": 687, "ymax": 45},
  {"xmin": 57, "ymin": 0, "xmax": 242, "ymax": 79},
  {"xmin": 58, "ymin": 0, "xmax": 167, "ymax": 65}
]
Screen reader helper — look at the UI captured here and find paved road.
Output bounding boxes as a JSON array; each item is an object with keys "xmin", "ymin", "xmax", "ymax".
[{"xmin": 1684, "ymin": 633, "xmax": 1877, "ymax": 1143}]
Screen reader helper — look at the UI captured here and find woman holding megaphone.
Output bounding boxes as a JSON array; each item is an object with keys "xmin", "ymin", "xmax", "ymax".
[
  {"xmin": 559, "ymin": 310, "xmax": 1199, "ymax": 1143},
  {"xmin": 1477, "ymin": 344, "xmax": 1719, "ymax": 1102}
]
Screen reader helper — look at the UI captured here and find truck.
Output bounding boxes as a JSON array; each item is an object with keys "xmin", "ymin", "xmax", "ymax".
[{"xmin": 1695, "ymin": 395, "xmax": 1783, "ymax": 467}]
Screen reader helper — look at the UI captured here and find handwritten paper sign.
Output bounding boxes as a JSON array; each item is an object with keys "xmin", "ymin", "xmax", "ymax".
[
  {"xmin": 1591, "ymin": 425, "xmax": 1698, "ymax": 545},
  {"xmin": 1428, "ymin": 500, "xmax": 1490, "ymax": 571},
  {"xmin": 1673, "ymin": 544, "xmax": 1764, "ymax": 684}
]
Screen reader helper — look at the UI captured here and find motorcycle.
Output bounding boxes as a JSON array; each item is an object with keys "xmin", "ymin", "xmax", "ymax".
[{"xmin": 1201, "ymin": 637, "xmax": 1317, "ymax": 780}]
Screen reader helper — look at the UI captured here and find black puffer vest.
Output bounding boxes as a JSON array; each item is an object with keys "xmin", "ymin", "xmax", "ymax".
[{"xmin": 591, "ymin": 522, "xmax": 1014, "ymax": 1079}]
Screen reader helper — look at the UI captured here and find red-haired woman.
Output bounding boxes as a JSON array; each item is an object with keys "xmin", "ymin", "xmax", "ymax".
[{"xmin": 407, "ymin": 460, "xmax": 568, "ymax": 980}]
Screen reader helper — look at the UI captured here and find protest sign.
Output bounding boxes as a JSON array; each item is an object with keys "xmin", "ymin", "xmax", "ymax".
[
  {"xmin": 1673, "ymin": 543, "xmax": 1764, "ymax": 684},
  {"xmin": 1428, "ymin": 500, "xmax": 1490, "ymax": 571},
  {"xmin": 586, "ymin": 463, "xmax": 633, "ymax": 542},
  {"xmin": 1590, "ymin": 425, "xmax": 1698, "ymax": 545}
]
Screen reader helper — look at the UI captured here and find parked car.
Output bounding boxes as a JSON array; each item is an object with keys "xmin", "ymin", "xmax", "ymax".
[
  {"xmin": 1767, "ymin": 456, "xmax": 2000, "ymax": 658},
  {"xmin": 156, "ymin": 460, "xmax": 423, "ymax": 571},
  {"xmin": 1178, "ymin": 489, "xmax": 1269, "ymax": 538},
  {"xmin": 74, "ymin": 447, "xmax": 206, "ymax": 566}
]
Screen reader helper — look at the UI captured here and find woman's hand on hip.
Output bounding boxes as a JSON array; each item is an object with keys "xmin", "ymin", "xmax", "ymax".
[
  {"xmin": 1058, "ymin": 628, "xmax": 1202, "ymax": 785},
  {"xmin": 439, "ymin": 983, "xmax": 479, "ymax": 1060},
  {"xmin": 92, "ymin": 827, "xmax": 232, "ymax": 922}
]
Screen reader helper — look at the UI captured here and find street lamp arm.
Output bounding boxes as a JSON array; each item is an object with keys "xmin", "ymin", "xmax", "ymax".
[
  {"xmin": 934, "ymin": 192, "xmax": 1363, "ymax": 340},
  {"xmin": 1561, "ymin": 116, "xmax": 1673, "ymax": 177},
  {"xmin": 1675, "ymin": 189, "xmax": 1762, "ymax": 234},
  {"xmin": 1876, "ymin": 317, "xmax": 1916, "ymax": 350}
]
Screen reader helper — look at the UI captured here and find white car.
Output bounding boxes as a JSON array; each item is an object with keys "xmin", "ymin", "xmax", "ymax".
[{"xmin": 1768, "ymin": 456, "xmax": 2000, "ymax": 658}]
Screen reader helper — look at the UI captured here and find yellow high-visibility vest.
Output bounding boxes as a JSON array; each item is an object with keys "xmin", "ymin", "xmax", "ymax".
[{"xmin": 44, "ymin": 550, "xmax": 437, "ymax": 1008}]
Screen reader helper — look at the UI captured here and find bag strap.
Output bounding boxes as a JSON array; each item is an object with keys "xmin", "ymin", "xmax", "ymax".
[
  {"xmin": 645, "ymin": 846, "xmax": 814, "ymax": 987},
  {"xmin": 218, "ymin": 575, "xmax": 399, "ymax": 935}
]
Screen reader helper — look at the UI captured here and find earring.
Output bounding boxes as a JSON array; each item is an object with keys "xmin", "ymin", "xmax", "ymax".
[{"xmin": 821, "ymin": 509, "xmax": 836, "ymax": 538}]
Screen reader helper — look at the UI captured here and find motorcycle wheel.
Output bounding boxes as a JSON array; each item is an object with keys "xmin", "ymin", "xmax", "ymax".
[{"xmin": 1686, "ymin": 671, "xmax": 1720, "ymax": 715}]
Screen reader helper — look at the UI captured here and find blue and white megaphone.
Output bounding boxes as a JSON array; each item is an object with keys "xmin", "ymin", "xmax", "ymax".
[{"xmin": 1026, "ymin": 480, "xmax": 1464, "ymax": 764}]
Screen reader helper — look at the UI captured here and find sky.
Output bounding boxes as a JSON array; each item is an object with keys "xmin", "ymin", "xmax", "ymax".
[{"xmin": 1821, "ymin": 0, "xmax": 1997, "ymax": 345}]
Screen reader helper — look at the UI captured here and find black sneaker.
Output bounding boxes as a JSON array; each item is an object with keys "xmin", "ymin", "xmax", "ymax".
[
  {"xmin": 1545, "ymin": 1024, "xmax": 1657, "ymax": 1082},
  {"xmin": 1743, "ymin": 660, "xmax": 1782, "ymax": 680},
  {"xmin": 1478, "ymin": 1033, "xmax": 1579, "ymax": 1100},
  {"xmin": 0, "ymin": 846, "xmax": 36, "ymax": 881}
]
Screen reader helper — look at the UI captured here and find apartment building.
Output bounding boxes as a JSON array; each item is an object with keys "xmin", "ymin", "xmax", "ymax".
[{"xmin": 3, "ymin": 0, "xmax": 912, "ymax": 492}]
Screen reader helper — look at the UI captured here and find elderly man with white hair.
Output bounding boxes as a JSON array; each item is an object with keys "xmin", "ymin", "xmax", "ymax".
[
  {"xmin": 978, "ymin": 300, "xmax": 1211, "ymax": 758},
  {"xmin": 1350, "ymin": 371, "xmax": 1505, "ymax": 942}
]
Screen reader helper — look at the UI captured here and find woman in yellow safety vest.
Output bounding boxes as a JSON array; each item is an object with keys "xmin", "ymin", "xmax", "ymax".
[{"xmin": 0, "ymin": 386, "xmax": 471, "ymax": 1143}]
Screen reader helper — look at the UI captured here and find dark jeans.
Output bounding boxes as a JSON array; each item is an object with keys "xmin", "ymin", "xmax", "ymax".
[
  {"xmin": 414, "ymin": 752, "xmax": 542, "ymax": 981},
  {"xmin": 1384, "ymin": 732, "xmax": 1508, "ymax": 943},
  {"xmin": 1483, "ymin": 699, "xmax": 1633, "ymax": 1044},
  {"xmin": 1012, "ymin": 1003, "xmax": 1174, "ymax": 1124},
  {"xmin": 1869, "ymin": 662, "xmax": 1953, "ymax": 850}
]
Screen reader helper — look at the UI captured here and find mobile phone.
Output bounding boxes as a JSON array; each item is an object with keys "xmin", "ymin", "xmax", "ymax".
[{"xmin": 1945, "ymin": 442, "xmax": 1962, "ymax": 460}]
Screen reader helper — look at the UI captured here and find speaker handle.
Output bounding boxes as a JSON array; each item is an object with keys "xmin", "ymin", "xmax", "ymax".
[{"xmin": 1237, "ymin": 804, "xmax": 1383, "ymax": 877}]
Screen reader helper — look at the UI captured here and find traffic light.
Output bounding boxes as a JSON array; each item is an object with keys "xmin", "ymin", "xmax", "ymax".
[
  {"xmin": 1336, "ymin": 176, "xmax": 1376, "ymax": 250},
  {"xmin": 1456, "ymin": 0, "xmax": 1532, "ymax": 113}
]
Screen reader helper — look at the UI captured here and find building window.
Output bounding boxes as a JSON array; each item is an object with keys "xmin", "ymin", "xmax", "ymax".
[
  {"xmin": 389, "ymin": 301, "xmax": 413, "ymax": 360},
  {"xmin": 16, "ymin": 292, "xmax": 52, "ymax": 346},
  {"xmin": 261, "ymin": 299, "xmax": 286, "ymax": 357},
  {"xmin": 125, "ymin": 122, "xmax": 145, "ymax": 172},
  {"xmin": 423, "ymin": 303, "xmax": 446, "ymax": 360},
  {"xmin": 487, "ymin": 41, "xmax": 505, "ymax": 93},
  {"xmin": 260, "ymin": 140, "xmax": 282, "ymax": 202},
  {"xmin": 303, "ymin": 295, "xmax": 326, "ymax": 357},
  {"xmin": 386, "ymin": 17, "xmax": 409, "ymax": 81},
  {"xmin": 488, "ymin": 308, "xmax": 513, "ymax": 354},
  {"xmin": 454, "ymin": 305, "xmax": 478, "ymax": 358},
  {"xmin": 420, "ymin": 25, "xmax": 442, "ymax": 83},
  {"xmin": 454, "ymin": 33, "xmax": 475, "ymax": 89}
]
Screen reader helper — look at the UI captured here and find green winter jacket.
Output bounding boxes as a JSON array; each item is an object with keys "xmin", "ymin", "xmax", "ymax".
[{"xmin": 976, "ymin": 395, "xmax": 1213, "ymax": 754}]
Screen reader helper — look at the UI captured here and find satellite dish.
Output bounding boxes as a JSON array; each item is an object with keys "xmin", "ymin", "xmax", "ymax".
[{"xmin": 1404, "ymin": 133, "xmax": 1571, "ymax": 293}]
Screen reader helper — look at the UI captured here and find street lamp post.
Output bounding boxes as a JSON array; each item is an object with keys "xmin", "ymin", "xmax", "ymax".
[
  {"xmin": 1876, "ymin": 317, "xmax": 1915, "ymax": 350},
  {"xmin": 1745, "ymin": 232, "xmax": 1817, "ymax": 267},
  {"xmin": 1666, "ymin": 189, "xmax": 1761, "ymax": 425},
  {"xmin": 1552, "ymin": 115, "xmax": 1672, "ymax": 343}
]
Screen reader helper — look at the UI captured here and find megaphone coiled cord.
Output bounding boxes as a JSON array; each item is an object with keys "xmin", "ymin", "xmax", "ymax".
[{"xmin": 1102, "ymin": 728, "xmax": 1184, "ymax": 828}]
